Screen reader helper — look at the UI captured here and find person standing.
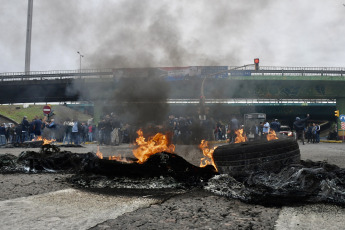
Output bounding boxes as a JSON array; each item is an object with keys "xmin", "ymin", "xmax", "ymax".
[
  {"xmin": 63, "ymin": 120, "xmax": 73, "ymax": 144},
  {"xmin": 262, "ymin": 121, "xmax": 270, "ymax": 139},
  {"xmin": 88, "ymin": 124, "xmax": 93, "ymax": 142},
  {"xmin": 316, "ymin": 123, "xmax": 321, "ymax": 143},
  {"xmin": 258, "ymin": 122, "xmax": 264, "ymax": 138},
  {"xmin": 71, "ymin": 120, "xmax": 80, "ymax": 145},
  {"xmin": 46, "ymin": 119, "xmax": 56, "ymax": 140},
  {"xmin": 21, "ymin": 116, "xmax": 30, "ymax": 142},
  {"xmin": 29, "ymin": 119, "xmax": 35, "ymax": 140},
  {"xmin": 7, "ymin": 124, "xmax": 15, "ymax": 144},
  {"xmin": 270, "ymin": 119, "xmax": 281, "ymax": 133},
  {"xmin": 229, "ymin": 116, "xmax": 239, "ymax": 143},
  {"xmin": 306, "ymin": 123, "xmax": 313, "ymax": 143},
  {"xmin": 15, "ymin": 124, "xmax": 22, "ymax": 143},
  {"xmin": 33, "ymin": 116, "xmax": 43, "ymax": 139},
  {"xmin": 311, "ymin": 123, "xmax": 317, "ymax": 143},
  {"xmin": 98, "ymin": 119, "xmax": 106, "ymax": 145},
  {"xmin": 111, "ymin": 114, "xmax": 121, "ymax": 145},
  {"xmin": 293, "ymin": 114, "xmax": 310, "ymax": 145},
  {"xmin": 0, "ymin": 124, "xmax": 6, "ymax": 145}
]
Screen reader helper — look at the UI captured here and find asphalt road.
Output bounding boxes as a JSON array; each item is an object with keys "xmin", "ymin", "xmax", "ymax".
[{"xmin": 0, "ymin": 141, "xmax": 345, "ymax": 229}]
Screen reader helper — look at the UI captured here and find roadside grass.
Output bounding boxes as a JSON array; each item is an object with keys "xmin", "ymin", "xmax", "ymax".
[{"xmin": 0, "ymin": 105, "xmax": 92, "ymax": 123}]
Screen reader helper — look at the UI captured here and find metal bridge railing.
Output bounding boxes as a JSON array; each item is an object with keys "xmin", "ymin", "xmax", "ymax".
[
  {"xmin": 167, "ymin": 98, "xmax": 336, "ymax": 105},
  {"xmin": 1, "ymin": 66, "xmax": 345, "ymax": 81},
  {"xmin": 0, "ymin": 68, "xmax": 113, "ymax": 76}
]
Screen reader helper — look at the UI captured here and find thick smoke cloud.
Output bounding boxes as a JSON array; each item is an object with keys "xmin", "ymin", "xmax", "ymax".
[
  {"xmin": 1, "ymin": 0, "xmax": 345, "ymax": 125},
  {"xmin": 2, "ymin": 0, "xmax": 345, "ymax": 73},
  {"xmin": 110, "ymin": 69, "xmax": 170, "ymax": 125}
]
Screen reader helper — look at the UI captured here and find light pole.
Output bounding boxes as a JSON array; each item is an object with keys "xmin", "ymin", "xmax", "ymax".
[
  {"xmin": 25, "ymin": 0, "xmax": 34, "ymax": 73},
  {"xmin": 77, "ymin": 51, "xmax": 84, "ymax": 73}
]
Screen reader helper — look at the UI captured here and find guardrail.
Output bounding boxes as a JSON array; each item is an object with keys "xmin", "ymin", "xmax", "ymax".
[
  {"xmin": 0, "ymin": 69, "xmax": 114, "ymax": 81},
  {"xmin": 167, "ymin": 98, "xmax": 336, "ymax": 105},
  {"xmin": 1, "ymin": 66, "xmax": 345, "ymax": 81}
]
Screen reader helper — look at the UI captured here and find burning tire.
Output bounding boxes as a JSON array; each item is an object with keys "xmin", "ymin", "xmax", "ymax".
[{"xmin": 213, "ymin": 137, "xmax": 300, "ymax": 178}]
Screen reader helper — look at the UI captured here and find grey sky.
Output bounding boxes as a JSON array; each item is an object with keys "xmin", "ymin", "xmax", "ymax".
[{"xmin": 1, "ymin": 0, "xmax": 344, "ymax": 73}]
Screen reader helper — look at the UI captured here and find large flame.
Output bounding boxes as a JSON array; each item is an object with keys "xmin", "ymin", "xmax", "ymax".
[
  {"xmin": 95, "ymin": 130, "xmax": 174, "ymax": 164},
  {"xmin": 234, "ymin": 129, "xmax": 247, "ymax": 143},
  {"xmin": 32, "ymin": 136, "xmax": 56, "ymax": 145},
  {"xmin": 199, "ymin": 140, "xmax": 218, "ymax": 171},
  {"xmin": 132, "ymin": 129, "xmax": 175, "ymax": 164},
  {"xmin": 267, "ymin": 129, "xmax": 278, "ymax": 141}
]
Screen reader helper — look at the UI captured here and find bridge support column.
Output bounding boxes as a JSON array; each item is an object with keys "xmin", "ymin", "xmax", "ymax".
[{"xmin": 336, "ymin": 98, "xmax": 345, "ymax": 140}]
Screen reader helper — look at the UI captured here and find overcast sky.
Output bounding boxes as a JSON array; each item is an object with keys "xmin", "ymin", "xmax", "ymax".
[{"xmin": 1, "ymin": 0, "xmax": 344, "ymax": 73}]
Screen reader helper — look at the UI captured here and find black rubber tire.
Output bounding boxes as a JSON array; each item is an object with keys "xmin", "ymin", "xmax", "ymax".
[{"xmin": 213, "ymin": 137, "xmax": 300, "ymax": 178}]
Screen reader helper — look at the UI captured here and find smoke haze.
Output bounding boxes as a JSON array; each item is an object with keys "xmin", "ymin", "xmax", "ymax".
[
  {"xmin": 1, "ymin": 0, "xmax": 344, "ymax": 125},
  {"xmin": 1, "ymin": 0, "xmax": 345, "ymax": 73}
]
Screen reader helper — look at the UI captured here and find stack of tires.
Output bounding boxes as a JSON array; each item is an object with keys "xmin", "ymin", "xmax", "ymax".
[{"xmin": 213, "ymin": 137, "xmax": 300, "ymax": 178}]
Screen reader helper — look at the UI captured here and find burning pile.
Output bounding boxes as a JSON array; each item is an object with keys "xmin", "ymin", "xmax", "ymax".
[
  {"xmin": 267, "ymin": 130, "xmax": 278, "ymax": 141},
  {"xmin": 133, "ymin": 129, "xmax": 175, "ymax": 163},
  {"xmin": 199, "ymin": 140, "xmax": 218, "ymax": 171},
  {"xmin": 32, "ymin": 136, "xmax": 56, "ymax": 145},
  {"xmin": 96, "ymin": 129, "xmax": 175, "ymax": 165},
  {"xmin": 89, "ymin": 129, "xmax": 218, "ymax": 183},
  {"xmin": 234, "ymin": 129, "xmax": 247, "ymax": 143},
  {"xmin": 198, "ymin": 128, "xmax": 280, "ymax": 171},
  {"xmin": 4, "ymin": 128, "xmax": 345, "ymax": 207}
]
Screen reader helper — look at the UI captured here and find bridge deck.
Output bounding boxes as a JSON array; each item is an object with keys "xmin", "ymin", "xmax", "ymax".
[{"xmin": 1, "ymin": 66, "xmax": 345, "ymax": 82}]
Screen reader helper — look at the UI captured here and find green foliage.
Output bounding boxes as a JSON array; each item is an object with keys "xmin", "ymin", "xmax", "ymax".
[{"xmin": 0, "ymin": 105, "xmax": 92, "ymax": 123}]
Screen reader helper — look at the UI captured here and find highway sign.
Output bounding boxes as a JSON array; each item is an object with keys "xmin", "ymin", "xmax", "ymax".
[
  {"xmin": 43, "ymin": 105, "xmax": 51, "ymax": 115},
  {"xmin": 230, "ymin": 70, "xmax": 251, "ymax": 76},
  {"xmin": 340, "ymin": 114, "xmax": 345, "ymax": 122}
]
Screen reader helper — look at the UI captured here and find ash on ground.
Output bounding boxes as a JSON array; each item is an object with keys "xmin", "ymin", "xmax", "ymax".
[
  {"xmin": 69, "ymin": 174, "xmax": 185, "ymax": 190},
  {"xmin": 2, "ymin": 145, "xmax": 345, "ymax": 207},
  {"xmin": 205, "ymin": 160, "xmax": 345, "ymax": 206}
]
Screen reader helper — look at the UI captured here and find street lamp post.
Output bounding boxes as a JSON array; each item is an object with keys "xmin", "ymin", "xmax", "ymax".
[{"xmin": 77, "ymin": 51, "xmax": 84, "ymax": 73}]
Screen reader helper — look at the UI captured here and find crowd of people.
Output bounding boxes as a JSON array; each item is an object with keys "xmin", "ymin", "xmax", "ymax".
[
  {"xmin": 0, "ymin": 116, "xmax": 52, "ymax": 145},
  {"xmin": 0, "ymin": 111, "xmax": 326, "ymax": 147}
]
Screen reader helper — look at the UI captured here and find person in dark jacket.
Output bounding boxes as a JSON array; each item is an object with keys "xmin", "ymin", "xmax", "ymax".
[
  {"xmin": 21, "ymin": 116, "xmax": 30, "ymax": 142},
  {"xmin": 33, "ymin": 116, "xmax": 43, "ymax": 139},
  {"xmin": 29, "ymin": 119, "xmax": 35, "ymax": 140},
  {"xmin": 14, "ymin": 124, "xmax": 22, "ymax": 143},
  {"xmin": 306, "ymin": 123, "xmax": 313, "ymax": 143},
  {"xmin": 270, "ymin": 119, "xmax": 281, "ymax": 133},
  {"xmin": 293, "ymin": 114, "xmax": 310, "ymax": 145},
  {"xmin": 0, "ymin": 124, "xmax": 6, "ymax": 145}
]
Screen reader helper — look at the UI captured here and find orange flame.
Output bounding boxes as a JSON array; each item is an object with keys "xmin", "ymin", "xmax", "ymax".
[
  {"xmin": 199, "ymin": 140, "xmax": 218, "ymax": 171},
  {"xmin": 267, "ymin": 129, "xmax": 278, "ymax": 141},
  {"xmin": 96, "ymin": 146, "xmax": 103, "ymax": 159},
  {"xmin": 132, "ymin": 129, "xmax": 175, "ymax": 164},
  {"xmin": 95, "ymin": 146, "xmax": 133, "ymax": 163},
  {"xmin": 234, "ymin": 129, "xmax": 247, "ymax": 143},
  {"xmin": 95, "ymin": 130, "xmax": 174, "ymax": 164},
  {"xmin": 32, "ymin": 136, "xmax": 56, "ymax": 145},
  {"xmin": 108, "ymin": 155, "xmax": 133, "ymax": 163}
]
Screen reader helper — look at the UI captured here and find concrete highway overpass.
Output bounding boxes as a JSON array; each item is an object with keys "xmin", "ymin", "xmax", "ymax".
[{"xmin": 0, "ymin": 66, "xmax": 344, "ymax": 133}]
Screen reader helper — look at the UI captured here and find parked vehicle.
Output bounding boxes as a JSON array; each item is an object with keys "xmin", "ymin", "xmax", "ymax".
[{"xmin": 279, "ymin": 125, "xmax": 294, "ymax": 137}]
